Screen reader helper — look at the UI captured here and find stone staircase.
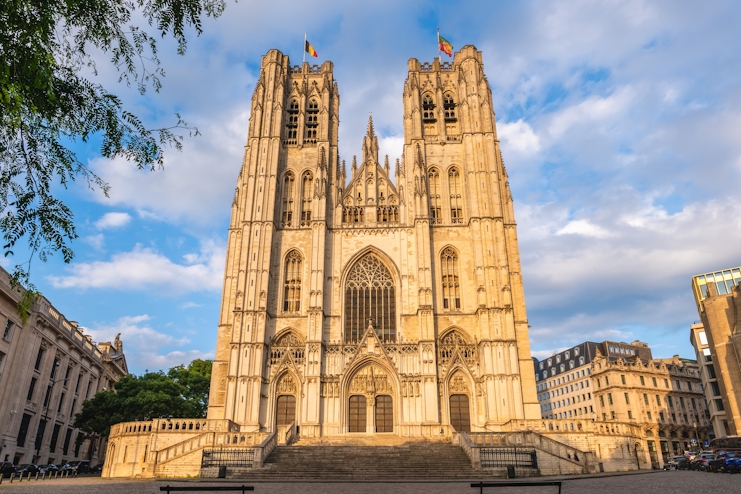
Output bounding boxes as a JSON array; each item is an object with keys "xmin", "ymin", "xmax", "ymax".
[{"xmin": 226, "ymin": 438, "xmax": 498, "ymax": 480}]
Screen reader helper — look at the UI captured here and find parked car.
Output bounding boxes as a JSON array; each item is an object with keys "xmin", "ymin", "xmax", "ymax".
[
  {"xmin": 38, "ymin": 464, "xmax": 59, "ymax": 474},
  {"xmin": 720, "ymin": 454, "xmax": 737, "ymax": 473},
  {"xmin": 90, "ymin": 463, "xmax": 103, "ymax": 473},
  {"xmin": 60, "ymin": 460, "xmax": 90, "ymax": 474},
  {"xmin": 15, "ymin": 464, "xmax": 40, "ymax": 476},
  {"xmin": 663, "ymin": 456, "xmax": 689, "ymax": 470},
  {"xmin": 730, "ymin": 456, "xmax": 741, "ymax": 474},
  {"xmin": 706, "ymin": 452, "xmax": 734, "ymax": 473},
  {"xmin": 690, "ymin": 453, "xmax": 715, "ymax": 471},
  {"xmin": 0, "ymin": 462, "xmax": 16, "ymax": 478}
]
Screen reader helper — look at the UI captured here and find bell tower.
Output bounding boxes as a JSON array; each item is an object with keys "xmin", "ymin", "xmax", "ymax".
[
  {"xmin": 401, "ymin": 45, "xmax": 540, "ymax": 421},
  {"xmin": 207, "ymin": 49, "xmax": 340, "ymax": 430}
]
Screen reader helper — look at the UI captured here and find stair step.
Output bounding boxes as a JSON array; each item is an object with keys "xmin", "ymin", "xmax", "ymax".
[{"xmin": 221, "ymin": 441, "xmax": 509, "ymax": 480}]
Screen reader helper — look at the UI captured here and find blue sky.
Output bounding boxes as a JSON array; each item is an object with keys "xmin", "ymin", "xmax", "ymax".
[{"xmin": 12, "ymin": 0, "xmax": 741, "ymax": 373}]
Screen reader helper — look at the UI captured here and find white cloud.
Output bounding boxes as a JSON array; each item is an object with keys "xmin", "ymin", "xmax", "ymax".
[
  {"xmin": 547, "ymin": 87, "xmax": 634, "ymax": 138},
  {"xmin": 556, "ymin": 219, "xmax": 613, "ymax": 238},
  {"xmin": 82, "ymin": 233, "xmax": 105, "ymax": 250},
  {"xmin": 498, "ymin": 119, "xmax": 541, "ymax": 154},
  {"xmin": 94, "ymin": 212, "xmax": 132, "ymax": 229},
  {"xmin": 180, "ymin": 301, "xmax": 204, "ymax": 309},
  {"xmin": 47, "ymin": 239, "xmax": 225, "ymax": 293}
]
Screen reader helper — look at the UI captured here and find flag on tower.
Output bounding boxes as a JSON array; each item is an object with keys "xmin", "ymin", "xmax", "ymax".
[
  {"xmin": 438, "ymin": 33, "xmax": 453, "ymax": 57},
  {"xmin": 305, "ymin": 40, "xmax": 318, "ymax": 58}
]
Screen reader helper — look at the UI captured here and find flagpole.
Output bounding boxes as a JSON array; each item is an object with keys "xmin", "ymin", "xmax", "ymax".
[
  {"xmin": 437, "ymin": 27, "xmax": 440, "ymax": 61},
  {"xmin": 303, "ymin": 32, "xmax": 306, "ymax": 63}
]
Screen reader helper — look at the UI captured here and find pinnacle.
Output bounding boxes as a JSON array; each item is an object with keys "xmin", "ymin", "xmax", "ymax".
[{"xmin": 366, "ymin": 113, "xmax": 375, "ymax": 139}]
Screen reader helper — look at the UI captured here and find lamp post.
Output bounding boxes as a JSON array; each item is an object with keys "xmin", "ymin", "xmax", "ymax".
[{"xmin": 35, "ymin": 362, "xmax": 69, "ymax": 463}]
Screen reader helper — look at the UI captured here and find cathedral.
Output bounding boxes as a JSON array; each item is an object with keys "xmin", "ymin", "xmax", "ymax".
[
  {"xmin": 206, "ymin": 45, "xmax": 541, "ymax": 437},
  {"xmin": 103, "ymin": 48, "xmax": 653, "ymax": 478}
]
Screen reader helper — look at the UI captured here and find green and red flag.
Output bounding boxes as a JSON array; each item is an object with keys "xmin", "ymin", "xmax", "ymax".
[
  {"xmin": 438, "ymin": 33, "xmax": 453, "ymax": 57},
  {"xmin": 305, "ymin": 40, "xmax": 318, "ymax": 58}
]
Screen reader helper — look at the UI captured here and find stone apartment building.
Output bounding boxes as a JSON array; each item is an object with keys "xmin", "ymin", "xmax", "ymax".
[
  {"xmin": 535, "ymin": 340, "xmax": 710, "ymax": 467},
  {"xmin": 691, "ymin": 266, "xmax": 741, "ymax": 436},
  {"xmin": 0, "ymin": 267, "xmax": 128, "ymax": 466},
  {"xmin": 689, "ymin": 322, "xmax": 728, "ymax": 438}
]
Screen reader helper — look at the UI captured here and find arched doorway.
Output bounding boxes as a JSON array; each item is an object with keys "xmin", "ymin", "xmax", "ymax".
[
  {"xmin": 349, "ymin": 395, "xmax": 367, "ymax": 432},
  {"xmin": 449, "ymin": 394, "xmax": 471, "ymax": 432},
  {"xmin": 375, "ymin": 395, "xmax": 393, "ymax": 433}
]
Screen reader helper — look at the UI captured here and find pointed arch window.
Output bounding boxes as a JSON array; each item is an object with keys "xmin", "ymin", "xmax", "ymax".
[
  {"xmin": 441, "ymin": 247, "xmax": 461, "ymax": 310},
  {"xmin": 306, "ymin": 99, "xmax": 319, "ymax": 140},
  {"xmin": 429, "ymin": 168, "xmax": 442, "ymax": 224},
  {"xmin": 443, "ymin": 94, "xmax": 456, "ymax": 121},
  {"xmin": 344, "ymin": 254, "xmax": 396, "ymax": 343},
  {"xmin": 286, "ymin": 100, "xmax": 299, "ymax": 140},
  {"xmin": 300, "ymin": 171, "xmax": 313, "ymax": 227},
  {"xmin": 422, "ymin": 94, "xmax": 436, "ymax": 121},
  {"xmin": 448, "ymin": 167, "xmax": 463, "ymax": 224},
  {"xmin": 283, "ymin": 250, "xmax": 302, "ymax": 312},
  {"xmin": 281, "ymin": 172, "xmax": 295, "ymax": 228}
]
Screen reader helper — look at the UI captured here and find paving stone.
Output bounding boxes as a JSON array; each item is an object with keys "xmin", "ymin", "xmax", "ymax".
[{"xmin": 1, "ymin": 471, "xmax": 740, "ymax": 493}]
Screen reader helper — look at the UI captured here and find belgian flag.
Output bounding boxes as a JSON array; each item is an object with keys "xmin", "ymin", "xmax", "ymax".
[{"xmin": 305, "ymin": 40, "xmax": 318, "ymax": 58}]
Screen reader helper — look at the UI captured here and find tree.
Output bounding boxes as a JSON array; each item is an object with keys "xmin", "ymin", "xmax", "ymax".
[
  {"xmin": 73, "ymin": 359, "xmax": 212, "ymax": 438},
  {"xmin": 0, "ymin": 0, "xmax": 227, "ymax": 302}
]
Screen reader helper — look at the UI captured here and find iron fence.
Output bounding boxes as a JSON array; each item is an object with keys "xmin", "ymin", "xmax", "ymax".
[
  {"xmin": 201, "ymin": 448, "xmax": 256, "ymax": 468},
  {"xmin": 480, "ymin": 448, "xmax": 538, "ymax": 469}
]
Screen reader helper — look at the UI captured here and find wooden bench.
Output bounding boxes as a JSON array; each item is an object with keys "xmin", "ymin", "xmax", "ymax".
[
  {"xmin": 472, "ymin": 481, "xmax": 562, "ymax": 494},
  {"xmin": 159, "ymin": 485, "xmax": 254, "ymax": 493}
]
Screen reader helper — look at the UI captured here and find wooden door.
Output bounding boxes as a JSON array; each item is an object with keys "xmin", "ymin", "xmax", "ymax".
[
  {"xmin": 276, "ymin": 395, "xmax": 296, "ymax": 426},
  {"xmin": 375, "ymin": 395, "xmax": 393, "ymax": 433},
  {"xmin": 349, "ymin": 395, "xmax": 367, "ymax": 432},
  {"xmin": 449, "ymin": 394, "xmax": 471, "ymax": 432}
]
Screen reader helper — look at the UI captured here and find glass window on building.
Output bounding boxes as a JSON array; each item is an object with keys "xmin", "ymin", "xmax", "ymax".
[
  {"xmin": 640, "ymin": 376, "xmax": 645, "ymax": 385},
  {"xmin": 715, "ymin": 399, "xmax": 725, "ymax": 411},
  {"xmin": 703, "ymin": 348, "xmax": 712, "ymax": 362},
  {"xmin": 652, "ymin": 377, "xmax": 657, "ymax": 387},
  {"xmin": 711, "ymin": 382, "xmax": 721, "ymax": 396},
  {"xmin": 621, "ymin": 375, "xmax": 626, "ymax": 385},
  {"xmin": 699, "ymin": 332, "xmax": 708, "ymax": 345}
]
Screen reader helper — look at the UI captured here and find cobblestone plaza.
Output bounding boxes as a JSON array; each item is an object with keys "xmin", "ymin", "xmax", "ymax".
[{"xmin": 0, "ymin": 471, "xmax": 738, "ymax": 493}]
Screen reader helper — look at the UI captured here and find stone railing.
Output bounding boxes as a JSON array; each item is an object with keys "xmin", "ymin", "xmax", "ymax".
[
  {"xmin": 455, "ymin": 429, "xmax": 596, "ymax": 473},
  {"xmin": 253, "ymin": 431, "xmax": 278, "ymax": 468},
  {"xmin": 467, "ymin": 431, "xmax": 587, "ymax": 467},
  {"xmin": 280, "ymin": 422, "xmax": 297, "ymax": 446},
  {"xmin": 454, "ymin": 431, "xmax": 481, "ymax": 469},
  {"xmin": 110, "ymin": 419, "xmax": 239, "ymax": 438},
  {"xmin": 499, "ymin": 418, "xmax": 643, "ymax": 439}
]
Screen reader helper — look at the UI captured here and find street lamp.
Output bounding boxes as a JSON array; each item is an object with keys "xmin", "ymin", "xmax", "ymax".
[{"xmin": 35, "ymin": 362, "xmax": 70, "ymax": 462}]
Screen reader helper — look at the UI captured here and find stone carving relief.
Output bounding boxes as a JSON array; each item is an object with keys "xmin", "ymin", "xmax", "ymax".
[
  {"xmin": 349, "ymin": 364, "xmax": 393, "ymax": 396},
  {"xmin": 449, "ymin": 372, "xmax": 469, "ymax": 393},
  {"xmin": 277, "ymin": 373, "xmax": 297, "ymax": 395}
]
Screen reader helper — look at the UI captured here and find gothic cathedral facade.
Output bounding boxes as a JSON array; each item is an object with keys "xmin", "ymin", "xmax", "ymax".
[{"xmin": 206, "ymin": 46, "xmax": 541, "ymax": 438}]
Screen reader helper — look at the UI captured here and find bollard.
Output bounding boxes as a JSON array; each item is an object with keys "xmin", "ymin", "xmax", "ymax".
[
  {"xmin": 10, "ymin": 473, "xmax": 14, "ymax": 483},
  {"xmin": 54, "ymin": 471, "xmax": 58, "ymax": 479},
  {"xmin": 18, "ymin": 472, "xmax": 23, "ymax": 482},
  {"xmin": 35, "ymin": 472, "xmax": 39, "ymax": 480}
]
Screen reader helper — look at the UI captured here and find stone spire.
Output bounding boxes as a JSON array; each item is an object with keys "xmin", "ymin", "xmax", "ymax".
[
  {"xmin": 361, "ymin": 114, "xmax": 379, "ymax": 165},
  {"xmin": 384, "ymin": 155, "xmax": 390, "ymax": 175}
]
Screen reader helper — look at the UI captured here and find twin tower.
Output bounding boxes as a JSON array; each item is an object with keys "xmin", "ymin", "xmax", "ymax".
[{"xmin": 207, "ymin": 46, "xmax": 540, "ymax": 437}]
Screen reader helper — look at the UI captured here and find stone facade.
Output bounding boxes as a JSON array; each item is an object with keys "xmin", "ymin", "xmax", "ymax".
[
  {"xmin": 206, "ymin": 45, "xmax": 539, "ymax": 437},
  {"xmin": 0, "ymin": 267, "xmax": 127, "ymax": 467},
  {"xmin": 534, "ymin": 340, "xmax": 710, "ymax": 468},
  {"xmin": 695, "ymin": 279, "xmax": 741, "ymax": 436},
  {"xmin": 689, "ymin": 322, "xmax": 729, "ymax": 438}
]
